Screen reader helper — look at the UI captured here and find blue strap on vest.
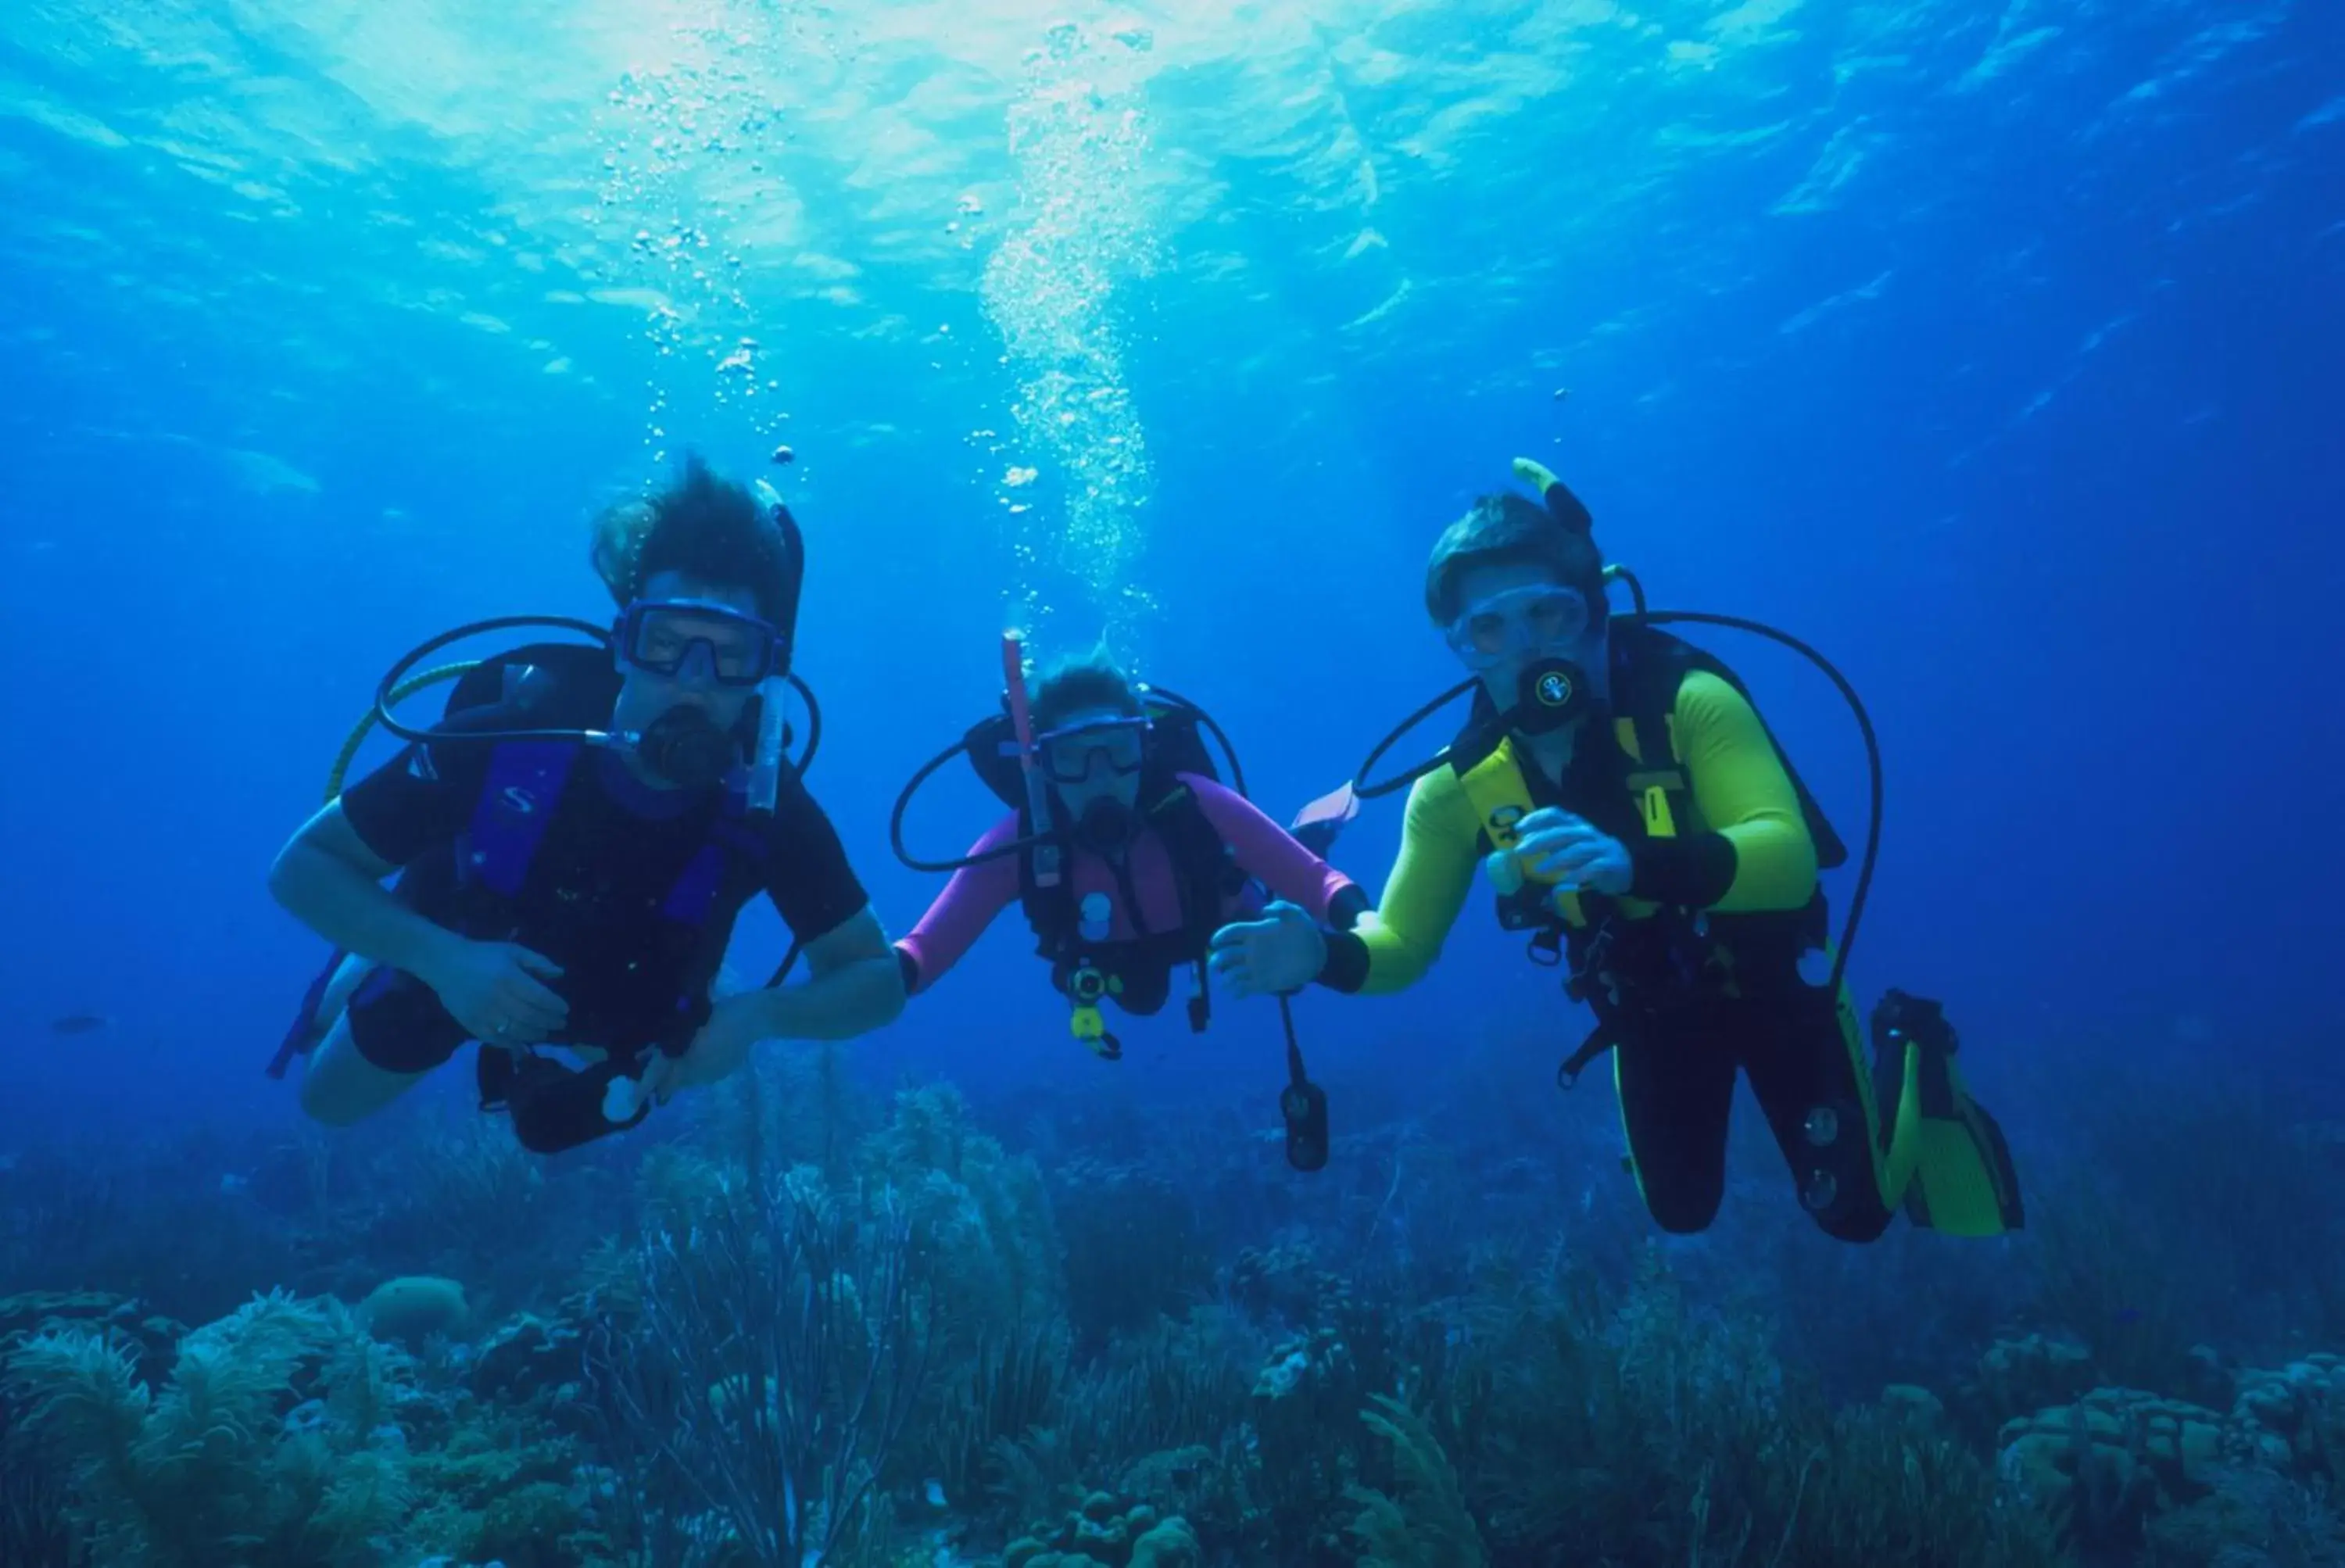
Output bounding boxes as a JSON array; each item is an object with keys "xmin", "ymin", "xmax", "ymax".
[{"xmin": 459, "ymin": 742, "xmax": 582, "ymax": 898}]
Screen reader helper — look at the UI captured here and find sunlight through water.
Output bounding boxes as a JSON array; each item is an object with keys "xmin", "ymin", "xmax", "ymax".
[{"xmin": 979, "ymin": 18, "xmax": 1162, "ymax": 646}]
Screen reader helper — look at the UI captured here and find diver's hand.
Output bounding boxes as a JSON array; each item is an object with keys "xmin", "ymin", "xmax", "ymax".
[
  {"xmin": 423, "ymin": 940, "xmax": 567, "ymax": 1047},
  {"xmin": 1508, "ymin": 807, "xmax": 1633, "ymax": 896},
  {"xmin": 641, "ymin": 992, "xmax": 763, "ymax": 1104},
  {"xmin": 1207, "ymin": 900, "xmax": 1327, "ymax": 998}
]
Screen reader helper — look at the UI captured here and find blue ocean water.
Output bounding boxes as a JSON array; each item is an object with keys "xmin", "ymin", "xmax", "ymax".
[
  {"xmin": 1, "ymin": 2, "xmax": 2342, "ymax": 1561},
  {"xmin": 4, "ymin": 0, "xmax": 2338, "ymax": 1137}
]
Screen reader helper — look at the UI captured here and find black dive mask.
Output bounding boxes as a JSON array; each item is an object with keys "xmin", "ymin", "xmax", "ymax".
[
  {"xmin": 1505, "ymin": 657, "xmax": 1595, "ymax": 736},
  {"xmin": 637, "ymin": 705, "xmax": 740, "ymax": 789},
  {"xmin": 1074, "ymin": 796, "xmax": 1138, "ymax": 854}
]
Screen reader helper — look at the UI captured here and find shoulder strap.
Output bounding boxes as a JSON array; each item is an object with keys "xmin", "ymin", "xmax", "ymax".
[
  {"xmin": 1448, "ymin": 736, "xmax": 1590, "ymax": 940},
  {"xmin": 1451, "ymin": 733, "xmax": 1538, "ymax": 854},
  {"xmin": 1147, "ymin": 778, "xmax": 1240, "ymax": 945},
  {"xmin": 1609, "ymin": 621, "xmax": 1847, "ymax": 869},
  {"xmin": 1606, "ymin": 624, "xmax": 1700, "ymax": 845},
  {"xmin": 428, "ymin": 644, "xmax": 619, "ymax": 900},
  {"xmin": 1015, "ymin": 807, "xmax": 1079, "ymax": 958},
  {"xmin": 443, "ymin": 643, "xmax": 622, "ymax": 730},
  {"xmin": 1145, "ymin": 776, "xmax": 1233, "ymax": 1032},
  {"xmin": 1445, "ymin": 686, "xmax": 1509, "ymax": 779},
  {"xmin": 457, "ymin": 740, "xmax": 585, "ymax": 900}
]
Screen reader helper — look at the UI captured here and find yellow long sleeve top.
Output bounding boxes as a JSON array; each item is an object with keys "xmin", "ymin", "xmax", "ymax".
[{"xmin": 1319, "ymin": 671, "xmax": 1818, "ymax": 993}]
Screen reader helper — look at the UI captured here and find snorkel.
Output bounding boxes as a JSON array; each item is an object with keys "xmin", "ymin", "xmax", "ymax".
[
  {"xmin": 886, "ymin": 637, "xmax": 1334, "ymax": 1170},
  {"xmin": 1002, "ymin": 631, "xmax": 1061, "ymax": 888},
  {"xmin": 746, "ymin": 479, "xmax": 805, "ymax": 818},
  {"xmin": 890, "ymin": 647, "xmax": 1238, "ymax": 876}
]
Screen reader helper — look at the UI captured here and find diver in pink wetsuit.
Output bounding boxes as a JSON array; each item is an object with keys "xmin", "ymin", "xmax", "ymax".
[
  {"xmin": 897, "ymin": 779, "xmax": 1357, "ymax": 1004},
  {"xmin": 887, "ymin": 646, "xmax": 1367, "ymax": 1167}
]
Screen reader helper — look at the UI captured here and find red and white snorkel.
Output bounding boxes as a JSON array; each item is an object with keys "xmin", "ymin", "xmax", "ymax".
[{"xmin": 1001, "ymin": 631, "xmax": 1061, "ymax": 889}]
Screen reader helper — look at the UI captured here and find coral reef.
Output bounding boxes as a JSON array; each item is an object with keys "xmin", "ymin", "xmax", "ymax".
[
  {"xmin": 1048, "ymin": 1162, "xmax": 1212, "ymax": 1352},
  {"xmin": 1345, "ymin": 1394, "xmax": 1489, "ymax": 1568},
  {"xmin": 8, "ymin": 1025, "xmax": 2340, "ymax": 1568},
  {"xmin": 470, "ymin": 1311, "xmax": 582, "ymax": 1409},
  {"xmin": 1, "ymin": 1363, "xmax": 89, "ymax": 1568},
  {"xmin": 1969, "ymin": 1332, "xmax": 2101, "ymax": 1430},
  {"xmin": 585, "ymin": 1158, "xmax": 934, "ymax": 1568},
  {"xmin": 858, "ymin": 1083, "xmax": 1062, "ymax": 1359},
  {"xmin": 1004, "ymin": 1487, "xmax": 1200, "ymax": 1568},
  {"xmin": 2143, "ymin": 1463, "xmax": 2345, "ymax": 1567},
  {"xmin": 1224, "ymin": 1243, "xmax": 1346, "ymax": 1330},
  {"xmin": 356, "ymin": 1274, "xmax": 472, "ymax": 1348},
  {"xmin": 3, "ymin": 1290, "xmax": 413, "ymax": 1568},
  {"xmin": 405, "ymin": 1406, "xmax": 616, "ymax": 1568},
  {"xmin": 1996, "ymin": 1351, "xmax": 2345, "ymax": 1559},
  {"xmin": 2231, "ymin": 1354, "xmax": 2343, "ymax": 1477}
]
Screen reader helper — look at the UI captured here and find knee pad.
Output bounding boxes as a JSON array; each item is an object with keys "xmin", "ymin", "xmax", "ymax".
[{"xmin": 1786, "ymin": 1096, "xmax": 1895, "ymax": 1243}]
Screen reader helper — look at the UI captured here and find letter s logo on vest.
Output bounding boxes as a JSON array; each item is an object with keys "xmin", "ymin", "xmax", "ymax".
[{"xmin": 499, "ymin": 786, "xmax": 539, "ymax": 816}]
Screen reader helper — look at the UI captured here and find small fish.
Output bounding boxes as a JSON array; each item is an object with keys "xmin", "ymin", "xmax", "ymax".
[
  {"xmin": 49, "ymin": 1013, "xmax": 111, "ymax": 1036},
  {"xmin": 770, "ymin": 443, "xmax": 796, "ymax": 465},
  {"xmin": 1552, "ymin": 386, "xmax": 1572, "ymax": 401}
]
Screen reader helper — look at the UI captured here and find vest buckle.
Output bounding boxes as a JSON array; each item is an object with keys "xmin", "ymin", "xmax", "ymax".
[
  {"xmin": 1069, "ymin": 967, "xmax": 1122, "ymax": 1060},
  {"xmin": 1069, "ymin": 1002, "xmax": 1122, "ymax": 1061},
  {"xmin": 1527, "ymin": 926, "xmax": 1564, "ymax": 968},
  {"xmin": 1566, "ymin": 919, "xmax": 1618, "ymax": 1001}
]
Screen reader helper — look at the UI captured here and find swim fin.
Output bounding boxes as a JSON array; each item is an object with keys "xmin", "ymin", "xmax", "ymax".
[{"xmin": 1871, "ymin": 990, "xmax": 2025, "ymax": 1237}]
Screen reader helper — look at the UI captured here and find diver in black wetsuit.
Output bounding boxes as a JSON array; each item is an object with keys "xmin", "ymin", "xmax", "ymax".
[{"xmin": 267, "ymin": 455, "xmax": 903, "ymax": 1153}]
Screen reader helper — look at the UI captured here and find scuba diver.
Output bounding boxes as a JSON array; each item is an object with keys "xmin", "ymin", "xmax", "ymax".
[
  {"xmin": 889, "ymin": 642, "xmax": 1366, "ymax": 1169},
  {"xmin": 265, "ymin": 454, "xmax": 904, "ymax": 1154},
  {"xmin": 1209, "ymin": 459, "xmax": 2024, "ymax": 1240}
]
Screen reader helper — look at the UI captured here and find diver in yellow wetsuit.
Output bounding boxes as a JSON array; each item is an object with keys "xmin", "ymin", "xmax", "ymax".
[{"xmin": 1208, "ymin": 460, "xmax": 2023, "ymax": 1240}]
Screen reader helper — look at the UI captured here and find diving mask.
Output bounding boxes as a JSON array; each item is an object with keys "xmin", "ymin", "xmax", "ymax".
[
  {"xmin": 617, "ymin": 599, "xmax": 788, "ymax": 688},
  {"xmin": 1036, "ymin": 714, "xmax": 1149, "ymax": 784},
  {"xmin": 1445, "ymin": 585, "xmax": 1593, "ymax": 671}
]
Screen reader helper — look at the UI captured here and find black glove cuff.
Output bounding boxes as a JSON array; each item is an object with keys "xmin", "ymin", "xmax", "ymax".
[
  {"xmin": 1315, "ymin": 930, "xmax": 1370, "ymax": 994},
  {"xmin": 1626, "ymin": 832, "xmax": 1738, "ymax": 909}
]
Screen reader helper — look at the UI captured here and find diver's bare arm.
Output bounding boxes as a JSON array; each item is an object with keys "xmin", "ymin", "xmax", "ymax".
[
  {"xmin": 267, "ymin": 803, "xmax": 466, "ymax": 986},
  {"xmin": 732, "ymin": 905, "xmax": 907, "ymax": 1041}
]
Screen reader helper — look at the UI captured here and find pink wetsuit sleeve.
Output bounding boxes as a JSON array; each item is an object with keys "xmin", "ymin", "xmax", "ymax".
[
  {"xmin": 1183, "ymin": 774, "xmax": 1356, "ymax": 922},
  {"xmin": 894, "ymin": 812, "xmax": 1022, "ymax": 993}
]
